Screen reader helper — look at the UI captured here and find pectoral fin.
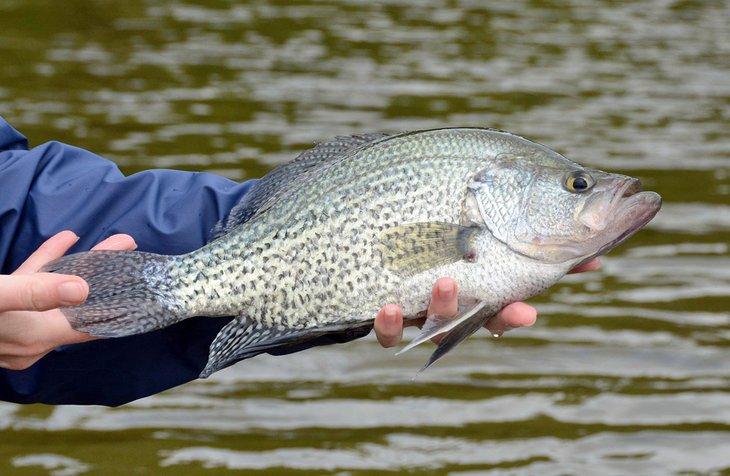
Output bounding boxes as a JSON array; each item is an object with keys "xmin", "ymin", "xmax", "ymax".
[
  {"xmin": 378, "ymin": 222, "xmax": 481, "ymax": 276},
  {"xmin": 396, "ymin": 300, "xmax": 489, "ymax": 355}
]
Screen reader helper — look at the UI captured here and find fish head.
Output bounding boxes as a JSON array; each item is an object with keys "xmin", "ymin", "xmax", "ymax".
[{"xmin": 465, "ymin": 150, "xmax": 662, "ymax": 266}]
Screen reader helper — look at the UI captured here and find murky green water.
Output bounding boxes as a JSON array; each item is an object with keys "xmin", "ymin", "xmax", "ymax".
[{"xmin": 1, "ymin": 0, "xmax": 729, "ymax": 474}]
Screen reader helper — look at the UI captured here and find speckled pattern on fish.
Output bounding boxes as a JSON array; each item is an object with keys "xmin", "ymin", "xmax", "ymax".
[{"xmin": 44, "ymin": 128, "xmax": 661, "ymax": 377}]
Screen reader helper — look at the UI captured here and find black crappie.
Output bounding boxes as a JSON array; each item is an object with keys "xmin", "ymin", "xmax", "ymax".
[{"xmin": 45, "ymin": 128, "xmax": 662, "ymax": 377}]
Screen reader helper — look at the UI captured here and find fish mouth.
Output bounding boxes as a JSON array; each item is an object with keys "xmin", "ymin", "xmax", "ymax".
[
  {"xmin": 620, "ymin": 178, "xmax": 643, "ymax": 199},
  {"xmin": 596, "ymin": 178, "xmax": 662, "ymax": 257},
  {"xmin": 506, "ymin": 174, "xmax": 660, "ymax": 266}
]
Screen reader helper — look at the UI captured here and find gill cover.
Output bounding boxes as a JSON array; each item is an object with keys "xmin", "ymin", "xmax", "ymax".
[{"xmin": 466, "ymin": 153, "xmax": 593, "ymax": 264}]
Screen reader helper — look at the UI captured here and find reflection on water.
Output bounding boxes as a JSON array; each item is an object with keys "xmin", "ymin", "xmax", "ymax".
[{"xmin": 1, "ymin": 0, "xmax": 729, "ymax": 474}]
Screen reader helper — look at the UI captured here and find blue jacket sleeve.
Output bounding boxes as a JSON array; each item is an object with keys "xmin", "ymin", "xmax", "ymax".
[{"xmin": 0, "ymin": 117, "xmax": 253, "ymax": 406}]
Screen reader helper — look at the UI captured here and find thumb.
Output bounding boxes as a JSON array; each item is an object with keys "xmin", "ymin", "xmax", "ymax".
[{"xmin": 0, "ymin": 273, "xmax": 89, "ymax": 312}]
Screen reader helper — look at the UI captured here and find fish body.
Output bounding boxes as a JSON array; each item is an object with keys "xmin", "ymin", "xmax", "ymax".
[{"xmin": 45, "ymin": 128, "xmax": 661, "ymax": 377}]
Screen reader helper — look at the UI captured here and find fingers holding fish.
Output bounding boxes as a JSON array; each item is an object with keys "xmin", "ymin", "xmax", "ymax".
[
  {"xmin": 429, "ymin": 278, "xmax": 459, "ymax": 322},
  {"xmin": 486, "ymin": 302, "xmax": 538, "ymax": 338},
  {"xmin": 0, "ymin": 233, "xmax": 139, "ymax": 370},
  {"xmin": 422, "ymin": 278, "xmax": 537, "ymax": 342},
  {"xmin": 568, "ymin": 257, "xmax": 601, "ymax": 274},
  {"xmin": 375, "ymin": 277, "xmax": 458, "ymax": 348},
  {"xmin": 374, "ymin": 304, "xmax": 403, "ymax": 348},
  {"xmin": 420, "ymin": 277, "xmax": 459, "ymax": 345},
  {"xmin": 377, "ymin": 277, "xmax": 536, "ymax": 350}
]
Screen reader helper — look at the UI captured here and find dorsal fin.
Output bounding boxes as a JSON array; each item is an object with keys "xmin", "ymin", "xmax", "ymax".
[{"xmin": 209, "ymin": 133, "xmax": 392, "ymax": 240}]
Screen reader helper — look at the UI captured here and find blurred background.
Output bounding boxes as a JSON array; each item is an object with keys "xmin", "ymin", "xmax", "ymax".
[{"xmin": 0, "ymin": 0, "xmax": 729, "ymax": 474}]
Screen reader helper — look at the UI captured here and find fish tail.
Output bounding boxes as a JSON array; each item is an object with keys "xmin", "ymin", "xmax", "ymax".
[{"xmin": 42, "ymin": 250, "xmax": 185, "ymax": 337}]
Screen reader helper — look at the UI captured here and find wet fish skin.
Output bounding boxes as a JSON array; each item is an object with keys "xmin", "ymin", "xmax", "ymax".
[{"xmin": 44, "ymin": 128, "xmax": 661, "ymax": 377}]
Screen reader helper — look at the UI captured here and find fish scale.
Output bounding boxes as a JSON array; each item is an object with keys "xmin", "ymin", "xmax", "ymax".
[
  {"xmin": 191, "ymin": 158, "xmax": 469, "ymax": 314},
  {"xmin": 44, "ymin": 128, "xmax": 661, "ymax": 377}
]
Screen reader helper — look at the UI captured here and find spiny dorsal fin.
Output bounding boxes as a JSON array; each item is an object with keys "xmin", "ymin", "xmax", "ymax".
[
  {"xmin": 209, "ymin": 133, "xmax": 393, "ymax": 240},
  {"xmin": 377, "ymin": 222, "xmax": 482, "ymax": 276},
  {"xmin": 299, "ymin": 133, "xmax": 393, "ymax": 165}
]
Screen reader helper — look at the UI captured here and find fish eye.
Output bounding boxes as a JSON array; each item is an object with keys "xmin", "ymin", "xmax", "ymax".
[{"xmin": 564, "ymin": 171, "xmax": 594, "ymax": 193}]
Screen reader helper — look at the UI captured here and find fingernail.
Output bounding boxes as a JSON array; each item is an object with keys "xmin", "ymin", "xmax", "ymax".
[
  {"xmin": 384, "ymin": 306, "xmax": 397, "ymax": 319},
  {"xmin": 437, "ymin": 281, "xmax": 454, "ymax": 300},
  {"xmin": 61, "ymin": 230, "xmax": 80, "ymax": 243},
  {"xmin": 110, "ymin": 239, "xmax": 137, "ymax": 250},
  {"xmin": 58, "ymin": 281, "xmax": 88, "ymax": 304}
]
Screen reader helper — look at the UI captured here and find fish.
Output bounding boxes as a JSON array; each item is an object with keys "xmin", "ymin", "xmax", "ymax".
[{"xmin": 43, "ymin": 128, "xmax": 662, "ymax": 377}]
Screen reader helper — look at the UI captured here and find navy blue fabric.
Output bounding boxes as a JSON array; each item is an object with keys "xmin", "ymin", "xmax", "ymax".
[{"xmin": 0, "ymin": 116, "xmax": 252, "ymax": 406}]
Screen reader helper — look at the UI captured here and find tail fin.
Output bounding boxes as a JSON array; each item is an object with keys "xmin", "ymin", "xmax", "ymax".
[{"xmin": 42, "ymin": 250, "xmax": 185, "ymax": 337}]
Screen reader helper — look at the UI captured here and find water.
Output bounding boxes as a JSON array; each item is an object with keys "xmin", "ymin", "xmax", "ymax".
[{"xmin": 0, "ymin": 0, "xmax": 729, "ymax": 474}]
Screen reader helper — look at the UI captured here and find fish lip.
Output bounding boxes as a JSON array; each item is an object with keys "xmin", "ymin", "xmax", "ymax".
[
  {"xmin": 621, "ymin": 179, "xmax": 643, "ymax": 197},
  {"xmin": 573, "ymin": 190, "xmax": 660, "ymax": 269},
  {"xmin": 600, "ymin": 183, "xmax": 662, "ymax": 256},
  {"xmin": 611, "ymin": 177, "xmax": 643, "ymax": 207}
]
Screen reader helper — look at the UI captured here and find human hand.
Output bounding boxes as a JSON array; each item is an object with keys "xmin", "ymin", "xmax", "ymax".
[
  {"xmin": 0, "ymin": 231, "xmax": 136, "ymax": 370},
  {"xmin": 373, "ymin": 257, "xmax": 601, "ymax": 348}
]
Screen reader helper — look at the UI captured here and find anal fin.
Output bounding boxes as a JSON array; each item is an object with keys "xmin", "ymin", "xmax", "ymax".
[{"xmin": 201, "ymin": 317, "xmax": 374, "ymax": 378}]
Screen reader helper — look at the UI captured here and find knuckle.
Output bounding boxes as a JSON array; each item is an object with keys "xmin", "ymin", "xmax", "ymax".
[{"xmin": 24, "ymin": 279, "xmax": 54, "ymax": 311}]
